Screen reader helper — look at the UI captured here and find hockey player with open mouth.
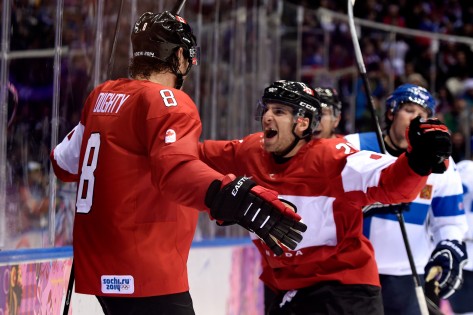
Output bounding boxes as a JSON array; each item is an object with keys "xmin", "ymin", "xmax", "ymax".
[{"xmin": 199, "ymin": 79, "xmax": 453, "ymax": 314}]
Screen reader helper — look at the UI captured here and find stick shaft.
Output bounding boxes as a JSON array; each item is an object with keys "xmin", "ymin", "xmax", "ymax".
[
  {"xmin": 346, "ymin": 3, "xmax": 385, "ymax": 153},
  {"xmin": 107, "ymin": 0, "xmax": 124, "ymax": 79},
  {"xmin": 415, "ymin": 286, "xmax": 430, "ymax": 315},
  {"xmin": 62, "ymin": 262, "xmax": 74, "ymax": 315},
  {"xmin": 171, "ymin": 0, "xmax": 187, "ymax": 15}
]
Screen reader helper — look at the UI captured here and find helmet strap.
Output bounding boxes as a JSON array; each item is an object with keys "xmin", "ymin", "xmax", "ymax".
[
  {"xmin": 175, "ymin": 72, "xmax": 184, "ymax": 89},
  {"xmin": 173, "ymin": 56, "xmax": 193, "ymax": 89}
]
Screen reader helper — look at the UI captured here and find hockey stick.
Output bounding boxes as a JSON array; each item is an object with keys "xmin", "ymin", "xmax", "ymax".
[
  {"xmin": 107, "ymin": 0, "xmax": 125, "ymax": 79},
  {"xmin": 346, "ymin": 1, "xmax": 443, "ymax": 315},
  {"xmin": 171, "ymin": 0, "xmax": 187, "ymax": 15},
  {"xmin": 62, "ymin": 262, "xmax": 74, "ymax": 315}
]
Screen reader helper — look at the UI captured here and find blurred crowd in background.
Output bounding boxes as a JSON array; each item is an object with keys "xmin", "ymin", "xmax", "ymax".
[
  {"xmin": 3, "ymin": 0, "xmax": 473, "ymax": 249},
  {"xmin": 296, "ymin": 0, "xmax": 473, "ymax": 162}
]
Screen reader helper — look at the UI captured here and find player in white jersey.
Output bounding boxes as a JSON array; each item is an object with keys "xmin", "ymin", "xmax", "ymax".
[
  {"xmin": 345, "ymin": 83, "xmax": 468, "ymax": 315},
  {"xmin": 448, "ymin": 159, "xmax": 473, "ymax": 315}
]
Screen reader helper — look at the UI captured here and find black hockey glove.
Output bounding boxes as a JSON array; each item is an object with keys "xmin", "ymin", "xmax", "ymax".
[
  {"xmin": 406, "ymin": 116, "xmax": 452, "ymax": 176},
  {"xmin": 424, "ymin": 239, "xmax": 468, "ymax": 299},
  {"xmin": 205, "ymin": 175, "xmax": 307, "ymax": 256}
]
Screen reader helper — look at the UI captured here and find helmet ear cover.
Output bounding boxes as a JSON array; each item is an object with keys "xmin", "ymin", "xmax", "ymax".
[{"xmin": 256, "ymin": 80, "xmax": 322, "ymax": 138}]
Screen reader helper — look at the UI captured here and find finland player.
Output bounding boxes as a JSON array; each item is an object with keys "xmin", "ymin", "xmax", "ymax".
[
  {"xmin": 50, "ymin": 12, "xmax": 307, "ymax": 315},
  {"xmin": 199, "ymin": 80, "xmax": 452, "ymax": 314},
  {"xmin": 345, "ymin": 83, "xmax": 468, "ymax": 315},
  {"xmin": 448, "ymin": 159, "xmax": 473, "ymax": 315}
]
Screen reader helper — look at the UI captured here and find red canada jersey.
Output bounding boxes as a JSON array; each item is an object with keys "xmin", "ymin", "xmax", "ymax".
[
  {"xmin": 199, "ymin": 133, "xmax": 427, "ymax": 292},
  {"xmin": 51, "ymin": 79, "xmax": 224, "ymax": 297}
]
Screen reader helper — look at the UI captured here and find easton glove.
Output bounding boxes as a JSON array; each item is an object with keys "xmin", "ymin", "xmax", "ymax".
[
  {"xmin": 424, "ymin": 239, "xmax": 468, "ymax": 299},
  {"xmin": 406, "ymin": 116, "xmax": 452, "ymax": 176},
  {"xmin": 205, "ymin": 175, "xmax": 307, "ymax": 256}
]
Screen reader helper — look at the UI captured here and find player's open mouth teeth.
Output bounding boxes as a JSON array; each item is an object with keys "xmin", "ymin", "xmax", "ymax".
[{"xmin": 265, "ymin": 129, "xmax": 277, "ymax": 138}]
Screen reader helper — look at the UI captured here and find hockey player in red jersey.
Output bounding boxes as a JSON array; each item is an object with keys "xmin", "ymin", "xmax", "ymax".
[
  {"xmin": 311, "ymin": 87, "xmax": 343, "ymax": 140},
  {"xmin": 50, "ymin": 12, "xmax": 306, "ymax": 315},
  {"xmin": 263, "ymin": 86, "xmax": 345, "ymax": 311},
  {"xmin": 199, "ymin": 80, "xmax": 453, "ymax": 314}
]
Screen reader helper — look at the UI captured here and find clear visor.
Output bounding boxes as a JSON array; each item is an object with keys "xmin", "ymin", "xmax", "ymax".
[
  {"xmin": 266, "ymin": 87, "xmax": 303, "ymax": 103},
  {"xmin": 254, "ymin": 100, "xmax": 267, "ymax": 122},
  {"xmin": 255, "ymin": 86, "xmax": 309, "ymax": 119},
  {"xmin": 254, "ymin": 100, "xmax": 302, "ymax": 123}
]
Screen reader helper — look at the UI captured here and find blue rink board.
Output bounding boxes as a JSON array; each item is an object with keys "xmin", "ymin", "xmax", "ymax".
[{"xmin": 0, "ymin": 237, "xmax": 252, "ymax": 264}]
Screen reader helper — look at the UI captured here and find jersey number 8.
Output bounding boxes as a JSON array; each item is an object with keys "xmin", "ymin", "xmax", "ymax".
[{"xmin": 76, "ymin": 133, "xmax": 101, "ymax": 213}]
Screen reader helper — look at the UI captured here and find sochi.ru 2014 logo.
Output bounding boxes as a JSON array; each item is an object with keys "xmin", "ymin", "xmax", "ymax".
[{"xmin": 101, "ymin": 275, "xmax": 134, "ymax": 294}]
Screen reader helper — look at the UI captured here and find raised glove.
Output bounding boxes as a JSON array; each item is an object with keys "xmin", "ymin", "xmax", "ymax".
[
  {"xmin": 205, "ymin": 175, "xmax": 307, "ymax": 256},
  {"xmin": 424, "ymin": 239, "xmax": 468, "ymax": 299},
  {"xmin": 406, "ymin": 116, "xmax": 452, "ymax": 175}
]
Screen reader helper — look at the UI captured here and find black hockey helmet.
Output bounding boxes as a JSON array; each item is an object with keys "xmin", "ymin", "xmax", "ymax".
[
  {"xmin": 257, "ymin": 80, "xmax": 321, "ymax": 137},
  {"xmin": 314, "ymin": 87, "xmax": 341, "ymax": 117},
  {"xmin": 131, "ymin": 11, "xmax": 199, "ymax": 71}
]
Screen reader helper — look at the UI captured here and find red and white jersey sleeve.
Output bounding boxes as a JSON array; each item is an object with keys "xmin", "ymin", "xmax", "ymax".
[
  {"xmin": 200, "ymin": 134, "xmax": 427, "ymax": 291},
  {"xmin": 51, "ymin": 79, "xmax": 224, "ymax": 297},
  {"xmin": 50, "ymin": 123, "xmax": 84, "ymax": 182}
]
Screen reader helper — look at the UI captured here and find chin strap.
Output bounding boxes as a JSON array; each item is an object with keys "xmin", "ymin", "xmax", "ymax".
[
  {"xmin": 273, "ymin": 123, "xmax": 302, "ymax": 158},
  {"xmin": 173, "ymin": 58, "xmax": 193, "ymax": 89},
  {"xmin": 175, "ymin": 73, "xmax": 184, "ymax": 89}
]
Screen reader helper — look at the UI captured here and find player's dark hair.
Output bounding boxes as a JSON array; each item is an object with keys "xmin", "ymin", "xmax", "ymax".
[{"xmin": 128, "ymin": 53, "xmax": 179, "ymax": 79}]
